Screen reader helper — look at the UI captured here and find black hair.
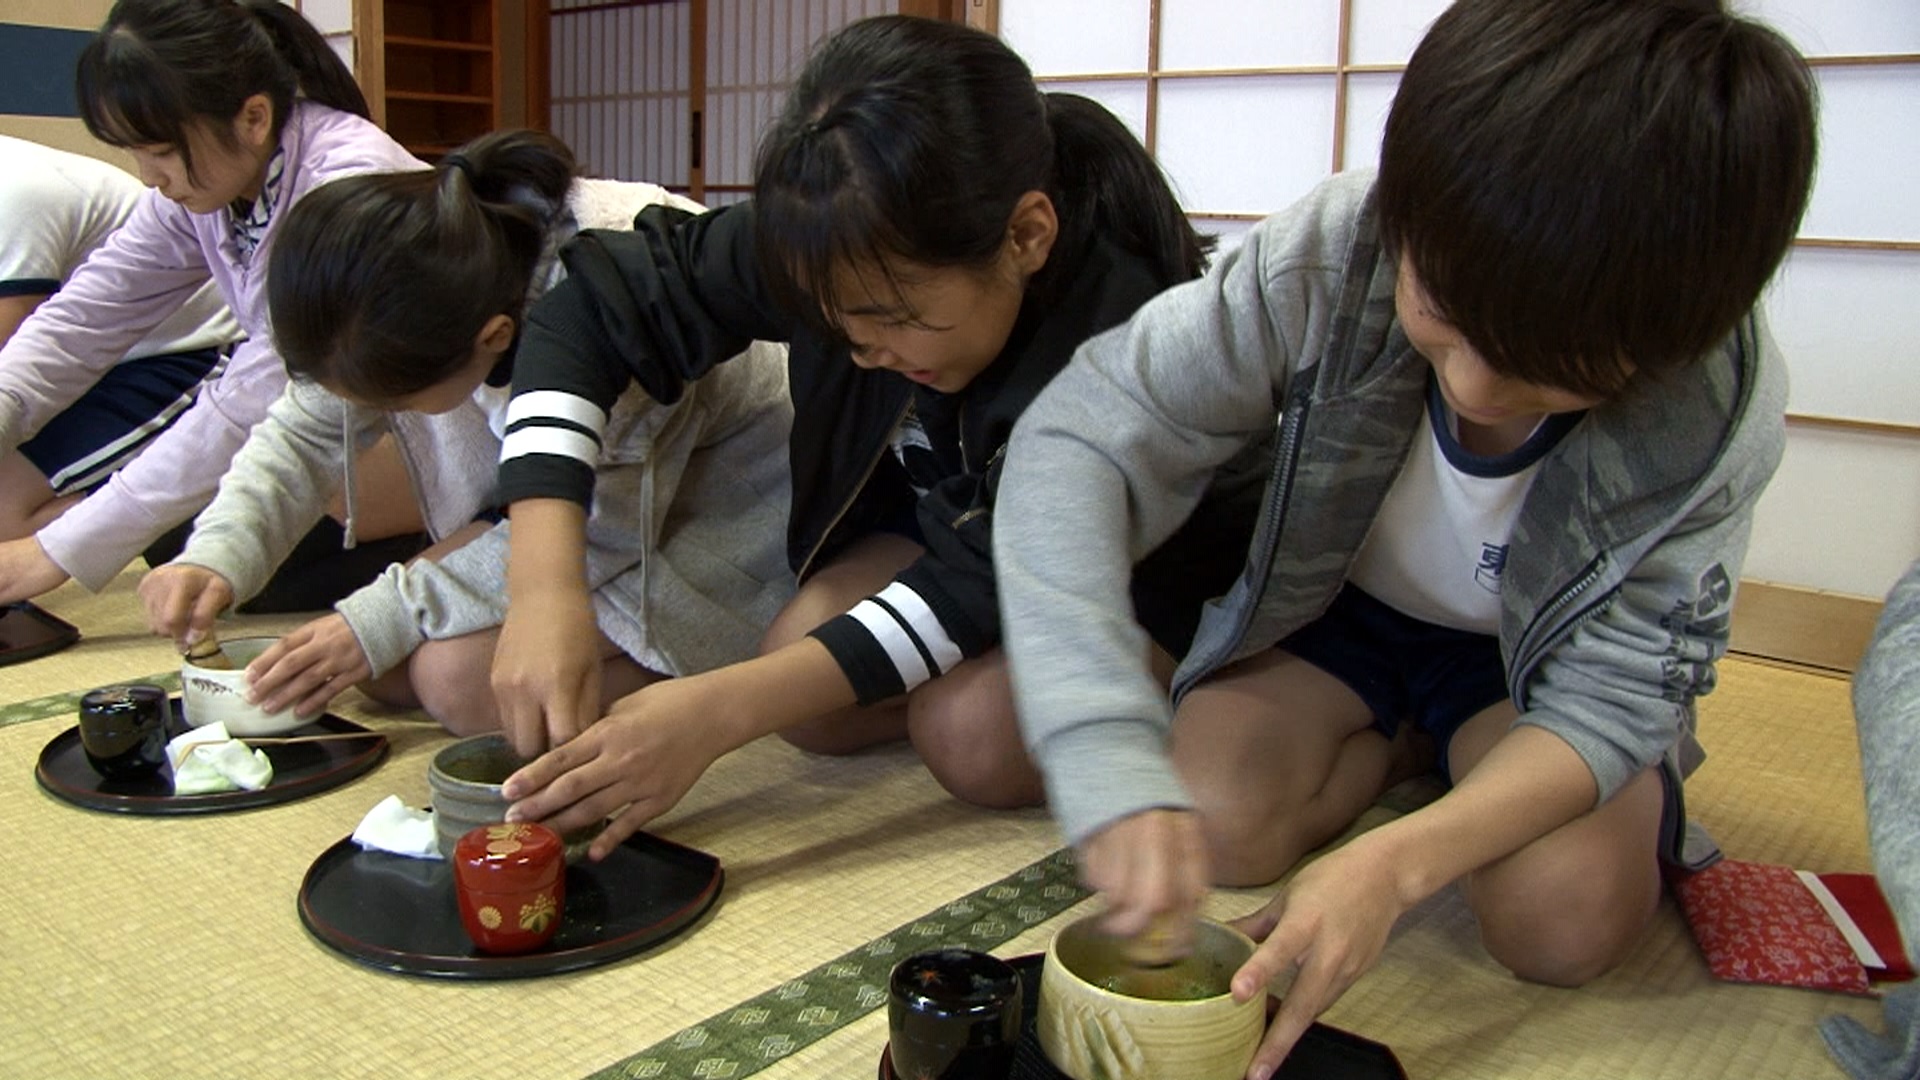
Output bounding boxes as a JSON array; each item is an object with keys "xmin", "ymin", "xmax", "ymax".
[
  {"xmin": 269, "ymin": 129, "xmax": 577, "ymax": 405},
  {"xmin": 1377, "ymin": 0, "xmax": 1817, "ymax": 395},
  {"xmin": 77, "ymin": 0, "xmax": 369, "ymax": 185},
  {"xmin": 752, "ymin": 14, "xmax": 1211, "ymax": 339}
]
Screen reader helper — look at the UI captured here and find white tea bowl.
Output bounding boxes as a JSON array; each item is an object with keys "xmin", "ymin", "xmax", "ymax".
[{"xmin": 179, "ymin": 636, "xmax": 303, "ymax": 736}]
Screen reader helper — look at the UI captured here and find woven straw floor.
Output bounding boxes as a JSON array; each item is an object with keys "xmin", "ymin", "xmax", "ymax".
[{"xmin": 0, "ymin": 570, "xmax": 1886, "ymax": 1079}]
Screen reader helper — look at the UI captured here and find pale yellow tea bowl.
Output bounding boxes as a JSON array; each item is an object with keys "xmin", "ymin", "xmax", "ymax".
[{"xmin": 1037, "ymin": 914, "xmax": 1265, "ymax": 1080}]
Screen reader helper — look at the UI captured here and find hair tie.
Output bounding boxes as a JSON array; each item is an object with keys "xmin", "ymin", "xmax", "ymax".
[{"xmin": 441, "ymin": 152, "xmax": 477, "ymax": 181}]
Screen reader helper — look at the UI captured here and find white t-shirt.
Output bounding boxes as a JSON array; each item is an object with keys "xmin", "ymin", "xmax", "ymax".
[
  {"xmin": 1349, "ymin": 380, "xmax": 1584, "ymax": 634},
  {"xmin": 0, "ymin": 135, "xmax": 240, "ymax": 360}
]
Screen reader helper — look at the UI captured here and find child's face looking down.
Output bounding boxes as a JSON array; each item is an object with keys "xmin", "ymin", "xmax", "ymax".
[
  {"xmin": 828, "ymin": 260, "xmax": 1022, "ymax": 394},
  {"xmin": 822, "ymin": 191, "xmax": 1057, "ymax": 396},
  {"xmin": 333, "ymin": 315, "xmax": 513, "ymax": 415},
  {"xmin": 126, "ymin": 95, "xmax": 276, "ymax": 215},
  {"xmin": 1394, "ymin": 261, "xmax": 1612, "ymax": 440}
]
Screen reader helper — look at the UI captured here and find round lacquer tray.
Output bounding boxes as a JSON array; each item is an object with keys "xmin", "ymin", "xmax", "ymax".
[
  {"xmin": 297, "ymin": 828, "xmax": 722, "ymax": 979},
  {"xmin": 35, "ymin": 698, "xmax": 387, "ymax": 814}
]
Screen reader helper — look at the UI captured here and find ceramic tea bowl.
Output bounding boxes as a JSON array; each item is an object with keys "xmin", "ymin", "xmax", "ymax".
[
  {"xmin": 1036, "ymin": 914, "xmax": 1265, "ymax": 1080},
  {"xmin": 427, "ymin": 733, "xmax": 592, "ymax": 863},
  {"xmin": 179, "ymin": 636, "xmax": 302, "ymax": 736}
]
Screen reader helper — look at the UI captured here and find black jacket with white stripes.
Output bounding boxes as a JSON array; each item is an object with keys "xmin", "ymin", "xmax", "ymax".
[{"xmin": 497, "ymin": 201, "xmax": 1265, "ymax": 705}]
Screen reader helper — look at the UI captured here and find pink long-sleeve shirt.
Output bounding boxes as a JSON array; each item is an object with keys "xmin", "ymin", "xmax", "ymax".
[{"xmin": 0, "ymin": 102, "xmax": 423, "ymax": 588}]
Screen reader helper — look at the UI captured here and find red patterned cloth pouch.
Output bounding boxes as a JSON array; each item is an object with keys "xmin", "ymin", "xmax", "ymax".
[{"xmin": 1673, "ymin": 859, "xmax": 1914, "ymax": 996}]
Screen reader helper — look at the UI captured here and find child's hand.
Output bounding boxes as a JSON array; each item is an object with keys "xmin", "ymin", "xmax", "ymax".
[
  {"xmin": 492, "ymin": 589, "xmax": 603, "ymax": 759},
  {"xmin": 1078, "ymin": 808, "xmax": 1212, "ymax": 952},
  {"xmin": 138, "ymin": 562, "xmax": 234, "ymax": 649},
  {"xmin": 244, "ymin": 614, "xmax": 371, "ymax": 717},
  {"xmin": 501, "ymin": 674, "xmax": 733, "ymax": 860},
  {"xmin": 1228, "ymin": 837, "xmax": 1407, "ymax": 1080}
]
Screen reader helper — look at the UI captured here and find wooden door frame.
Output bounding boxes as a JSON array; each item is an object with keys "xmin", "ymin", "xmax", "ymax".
[
  {"xmin": 899, "ymin": 0, "xmax": 970, "ymax": 21},
  {"xmin": 525, "ymin": 0, "xmax": 551, "ymax": 131}
]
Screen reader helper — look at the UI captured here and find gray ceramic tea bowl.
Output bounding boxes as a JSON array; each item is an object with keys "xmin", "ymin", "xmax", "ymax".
[{"xmin": 426, "ymin": 733, "xmax": 594, "ymax": 863}]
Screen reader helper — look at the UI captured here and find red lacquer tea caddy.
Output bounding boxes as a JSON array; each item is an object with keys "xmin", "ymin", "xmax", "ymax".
[{"xmin": 453, "ymin": 822, "xmax": 566, "ymax": 954}]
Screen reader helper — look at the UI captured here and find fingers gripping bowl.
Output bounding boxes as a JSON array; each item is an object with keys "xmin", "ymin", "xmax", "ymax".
[
  {"xmin": 180, "ymin": 636, "xmax": 303, "ymax": 736},
  {"xmin": 428, "ymin": 733, "xmax": 596, "ymax": 864}
]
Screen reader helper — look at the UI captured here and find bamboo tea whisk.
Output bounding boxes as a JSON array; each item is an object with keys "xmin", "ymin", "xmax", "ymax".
[{"xmin": 182, "ymin": 631, "xmax": 235, "ymax": 670}]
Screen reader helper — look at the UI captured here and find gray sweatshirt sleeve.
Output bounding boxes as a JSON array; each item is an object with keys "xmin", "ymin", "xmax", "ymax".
[
  {"xmin": 173, "ymin": 380, "xmax": 364, "ymax": 602},
  {"xmin": 333, "ymin": 525, "xmax": 516, "ymax": 677},
  {"xmin": 1853, "ymin": 558, "xmax": 1920, "ymax": 957},
  {"xmin": 996, "ymin": 209, "xmax": 1330, "ymax": 848}
]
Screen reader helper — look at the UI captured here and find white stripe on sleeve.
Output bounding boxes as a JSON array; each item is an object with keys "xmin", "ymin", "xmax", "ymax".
[
  {"xmin": 873, "ymin": 580, "xmax": 963, "ymax": 671},
  {"xmin": 848, "ymin": 600, "xmax": 932, "ymax": 687},
  {"xmin": 505, "ymin": 390, "xmax": 609, "ymax": 436},
  {"xmin": 500, "ymin": 426, "xmax": 601, "ymax": 466}
]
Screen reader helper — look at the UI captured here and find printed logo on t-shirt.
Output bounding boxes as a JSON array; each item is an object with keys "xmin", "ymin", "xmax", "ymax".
[{"xmin": 1474, "ymin": 542, "xmax": 1509, "ymax": 593}]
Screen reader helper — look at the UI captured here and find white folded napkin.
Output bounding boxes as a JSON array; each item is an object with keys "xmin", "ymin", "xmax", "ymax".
[
  {"xmin": 351, "ymin": 794, "xmax": 442, "ymax": 860},
  {"xmin": 166, "ymin": 722, "xmax": 274, "ymax": 795}
]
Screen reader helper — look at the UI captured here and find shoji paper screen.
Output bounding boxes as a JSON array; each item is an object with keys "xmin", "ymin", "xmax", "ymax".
[{"xmin": 549, "ymin": 0, "xmax": 891, "ymax": 203}]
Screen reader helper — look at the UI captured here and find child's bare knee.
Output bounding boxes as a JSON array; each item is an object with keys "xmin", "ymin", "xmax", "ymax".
[
  {"xmin": 411, "ymin": 642, "xmax": 499, "ymax": 735},
  {"xmin": 1473, "ymin": 860, "xmax": 1658, "ymax": 987},
  {"xmin": 1198, "ymin": 808, "xmax": 1315, "ymax": 888},
  {"xmin": 908, "ymin": 694, "xmax": 1041, "ymax": 810}
]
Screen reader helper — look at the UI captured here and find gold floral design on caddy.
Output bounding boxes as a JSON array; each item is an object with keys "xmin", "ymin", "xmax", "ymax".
[
  {"xmin": 484, "ymin": 822, "xmax": 533, "ymax": 855},
  {"xmin": 519, "ymin": 891, "xmax": 558, "ymax": 932},
  {"xmin": 478, "ymin": 906, "xmax": 503, "ymax": 929}
]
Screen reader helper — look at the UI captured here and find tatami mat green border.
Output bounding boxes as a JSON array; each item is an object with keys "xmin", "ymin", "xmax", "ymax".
[
  {"xmin": 585, "ymin": 849, "xmax": 1088, "ymax": 1080},
  {"xmin": 0, "ymin": 670, "xmax": 179, "ymax": 728}
]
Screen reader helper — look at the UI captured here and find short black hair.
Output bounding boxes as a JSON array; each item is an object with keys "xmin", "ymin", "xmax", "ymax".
[{"xmin": 1377, "ymin": 0, "xmax": 1818, "ymax": 395}]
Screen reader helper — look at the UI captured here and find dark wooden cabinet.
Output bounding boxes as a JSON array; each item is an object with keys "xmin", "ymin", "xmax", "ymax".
[{"xmin": 355, "ymin": 0, "xmax": 548, "ymax": 160}]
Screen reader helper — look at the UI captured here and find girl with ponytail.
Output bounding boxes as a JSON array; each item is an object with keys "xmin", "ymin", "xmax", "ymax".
[
  {"xmin": 140, "ymin": 129, "xmax": 794, "ymax": 735},
  {"xmin": 0, "ymin": 0, "xmax": 422, "ymax": 616},
  {"xmin": 493, "ymin": 15, "xmax": 1263, "ymax": 861}
]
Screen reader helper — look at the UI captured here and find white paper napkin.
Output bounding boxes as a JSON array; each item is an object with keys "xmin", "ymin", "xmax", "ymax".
[
  {"xmin": 166, "ymin": 722, "xmax": 274, "ymax": 795},
  {"xmin": 351, "ymin": 795, "xmax": 443, "ymax": 860}
]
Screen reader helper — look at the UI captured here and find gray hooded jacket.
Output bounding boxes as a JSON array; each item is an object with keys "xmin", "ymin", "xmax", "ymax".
[{"xmin": 996, "ymin": 170, "xmax": 1787, "ymax": 854}]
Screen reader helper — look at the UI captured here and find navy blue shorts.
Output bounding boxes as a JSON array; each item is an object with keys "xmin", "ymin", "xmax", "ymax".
[
  {"xmin": 1280, "ymin": 583, "xmax": 1510, "ymax": 779},
  {"xmin": 18, "ymin": 348, "xmax": 222, "ymax": 495}
]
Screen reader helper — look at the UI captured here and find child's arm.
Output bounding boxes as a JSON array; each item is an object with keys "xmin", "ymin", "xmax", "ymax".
[
  {"xmin": 502, "ymin": 637, "xmax": 858, "ymax": 860},
  {"xmin": 162, "ymin": 381, "xmax": 366, "ymax": 619},
  {"xmin": 492, "ymin": 205, "xmax": 791, "ymax": 756},
  {"xmin": 995, "ymin": 219, "xmax": 1311, "ymax": 891},
  {"xmin": 494, "ymin": 497, "xmax": 600, "ymax": 758}
]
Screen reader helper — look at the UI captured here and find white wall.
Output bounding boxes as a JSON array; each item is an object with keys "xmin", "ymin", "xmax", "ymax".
[{"xmin": 1002, "ymin": 0, "xmax": 1920, "ymax": 602}]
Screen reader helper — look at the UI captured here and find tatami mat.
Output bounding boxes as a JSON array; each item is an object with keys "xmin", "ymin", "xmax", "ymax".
[{"xmin": 0, "ymin": 570, "xmax": 1889, "ymax": 1079}]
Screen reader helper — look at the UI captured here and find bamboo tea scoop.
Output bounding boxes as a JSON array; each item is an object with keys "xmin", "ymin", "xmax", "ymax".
[
  {"xmin": 238, "ymin": 732, "xmax": 385, "ymax": 747},
  {"xmin": 182, "ymin": 632, "xmax": 235, "ymax": 670}
]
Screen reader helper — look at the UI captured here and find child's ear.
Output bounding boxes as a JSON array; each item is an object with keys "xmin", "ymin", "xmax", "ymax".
[
  {"xmin": 1005, "ymin": 191, "xmax": 1058, "ymax": 276},
  {"xmin": 476, "ymin": 313, "xmax": 517, "ymax": 357},
  {"xmin": 235, "ymin": 93, "xmax": 274, "ymax": 149}
]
